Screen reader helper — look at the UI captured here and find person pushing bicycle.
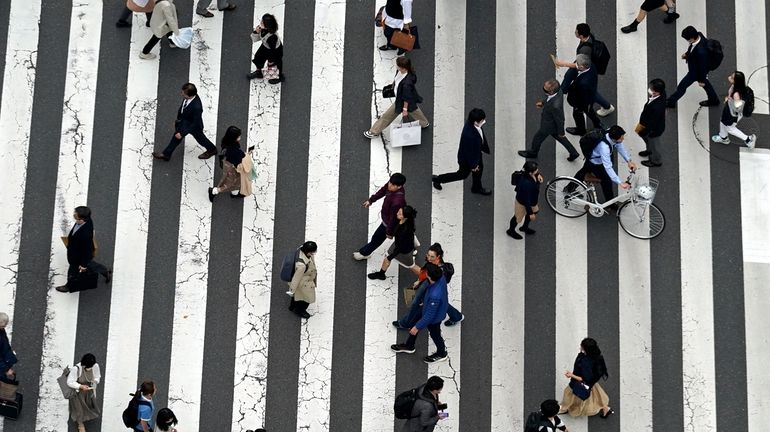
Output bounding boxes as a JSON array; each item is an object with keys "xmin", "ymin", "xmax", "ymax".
[{"xmin": 573, "ymin": 125, "xmax": 637, "ymax": 207}]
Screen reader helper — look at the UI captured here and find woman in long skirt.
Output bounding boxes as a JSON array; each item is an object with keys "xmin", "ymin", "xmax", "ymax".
[
  {"xmin": 67, "ymin": 353, "xmax": 101, "ymax": 432},
  {"xmin": 208, "ymin": 125, "xmax": 246, "ymax": 201},
  {"xmin": 559, "ymin": 337, "xmax": 614, "ymax": 418}
]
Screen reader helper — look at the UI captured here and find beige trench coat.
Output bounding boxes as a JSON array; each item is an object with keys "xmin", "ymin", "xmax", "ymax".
[
  {"xmin": 289, "ymin": 253, "xmax": 316, "ymax": 304},
  {"xmin": 236, "ymin": 152, "xmax": 254, "ymax": 197},
  {"xmin": 149, "ymin": 0, "xmax": 179, "ymax": 38}
]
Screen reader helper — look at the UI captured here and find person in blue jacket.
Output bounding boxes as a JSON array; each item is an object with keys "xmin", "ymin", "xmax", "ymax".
[
  {"xmin": 391, "ymin": 263, "xmax": 449, "ymax": 363},
  {"xmin": 432, "ymin": 108, "xmax": 492, "ymax": 195}
]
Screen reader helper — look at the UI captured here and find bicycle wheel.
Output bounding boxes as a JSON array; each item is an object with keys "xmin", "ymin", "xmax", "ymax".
[
  {"xmin": 617, "ymin": 201, "xmax": 665, "ymax": 239},
  {"xmin": 545, "ymin": 177, "xmax": 589, "ymax": 218}
]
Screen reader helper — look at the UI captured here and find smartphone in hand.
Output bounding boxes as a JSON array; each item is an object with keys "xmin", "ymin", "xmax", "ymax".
[{"xmin": 437, "ymin": 403, "xmax": 448, "ymax": 410}]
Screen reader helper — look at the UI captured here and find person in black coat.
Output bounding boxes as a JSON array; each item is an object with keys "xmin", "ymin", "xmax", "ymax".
[
  {"xmin": 153, "ymin": 83, "xmax": 218, "ymax": 161},
  {"xmin": 247, "ymin": 14, "xmax": 285, "ymax": 84},
  {"xmin": 519, "ymin": 79, "xmax": 580, "ymax": 161},
  {"xmin": 507, "ymin": 161, "xmax": 543, "ymax": 240},
  {"xmin": 637, "ymin": 79, "xmax": 667, "ymax": 167},
  {"xmin": 432, "ymin": 108, "xmax": 492, "ymax": 195},
  {"xmin": 666, "ymin": 26, "xmax": 719, "ymax": 108},
  {"xmin": 55, "ymin": 206, "xmax": 111, "ymax": 293},
  {"xmin": 364, "ymin": 57, "xmax": 430, "ymax": 138},
  {"xmin": 563, "ymin": 54, "xmax": 601, "ymax": 136}
]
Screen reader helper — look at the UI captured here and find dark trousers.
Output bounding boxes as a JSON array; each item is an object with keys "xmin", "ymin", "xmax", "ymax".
[
  {"xmin": 359, "ymin": 222, "xmax": 387, "ymax": 257},
  {"xmin": 142, "ymin": 31, "xmax": 172, "ymax": 54},
  {"xmin": 572, "ymin": 105, "xmax": 602, "ymax": 134},
  {"xmin": 383, "ymin": 25, "xmax": 396, "ymax": 48},
  {"xmin": 161, "ymin": 129, "xmax": 217, "ymax": 158},
  {"xmin": 118, "ymin": 7, "xmax": 152, "ymax": 23},
  {"xmin": 575, "ymin": 161, "xmax": 615, "ymax": 202},
  {"xmin": 435, "ymin": 161, "xmax": 484, "ymax": 191},
  {"xmin": 67, "ymin": 261, "xmax": 109, "ymax": 280},
  {"xmin": 667, "ymin": 71, "xmax": 719, "ymax": 104},
  {"xmin": 642, "ymin": 135, "xmax": 662, "ymax": 164},
  {"xmin": 252, "ymin": 47, "xmax": 284, "ymax": 76},
  {"xmin": 530, "ymin": 128, "xmax": 579, "ymax": 157},
  {"xmin": 404, "ymin": 322, "xmax": 446, "ymax": 354},
  {"xmin": 289, "ymin": 297, "xmax": 309, "ymax": 314}
]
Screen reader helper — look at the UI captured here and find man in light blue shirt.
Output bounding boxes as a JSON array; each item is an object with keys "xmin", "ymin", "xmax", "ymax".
[{"xmin": 574, "ymin": 125, "xmax": 637, "ymax": 205}]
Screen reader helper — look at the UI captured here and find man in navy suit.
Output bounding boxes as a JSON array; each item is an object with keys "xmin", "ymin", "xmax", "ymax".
[
  {"xmin": 432, "ymin": 108, "xmax": 492, "ymax": 195},
  {"xmin": 563, "ymin": 54, "xmax": 601, "ymax": 136},
  {"xmin": 666, "ymin": 26, "xmax": 719, "ymax": 108},
  {"xmin": 153, "ymin": 82, "xmax": 218, "ymax": 161},
  {"xmin": 55, "ymin": 206, "xmax": 111, "ymax": 293}
]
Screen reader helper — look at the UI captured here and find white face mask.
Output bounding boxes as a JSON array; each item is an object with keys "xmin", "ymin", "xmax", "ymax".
[{"xmin": 647, "ymin": 88, "xmax": 654, "ymax": 97}]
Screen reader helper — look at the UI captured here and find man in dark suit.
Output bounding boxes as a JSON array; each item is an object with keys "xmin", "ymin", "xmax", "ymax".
[
  {"xmin": 638, "ymin": 79, "xmax": 667, "ymax": 167},
  {"xmin": 432, "ymin": 108, "xmax": 492, "ymax": 195},
  {"xmin": 55, "ymin": 206, "xmax": 111, "ymax": 293},
  {"xmin": 666, "ymin": 26, "xmax": 719, "ymax": 108},
  {"xmin": 563, "ymin": 54, "xmax": 601, "ymax": 136},
  {"xmin": 153, "ymin": 82, "xmax": 218, "ymax": 161},
  {"xmin": 519, "ymin": 79, "xmax": 580, "ymax": 161}
]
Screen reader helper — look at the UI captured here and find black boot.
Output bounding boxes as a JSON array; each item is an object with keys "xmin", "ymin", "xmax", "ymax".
[
  {"xmin": 621, "ymin": 20, "xmax": 639, "ymax": 34},
  {"xmin": 368, "ymin": 270, "xmax": 387, "ymax": 280},
  {"xmin": 506, "ymin": 217, "xmax": 523, "ymax": 239},
  {"xmin": 519, "ymin": 217, "xmax": 536, "ymax": 235}
]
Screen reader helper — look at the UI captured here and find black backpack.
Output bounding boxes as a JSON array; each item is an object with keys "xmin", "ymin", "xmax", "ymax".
[
  {"xmin": 511, "ymin": 170, "xmax": 524, "ymax": 189},
  {"xmin": 582, "ymin": 36, "xmax": 611, "ymax": 75},
  {"xmin": 279, "ymin": 247, "xmax": 306, "ymax": 282},
  {"xmin": 524, "ymin": 410, "xmax": 546, "ymax": 432},
  {"xmin": 579, "ymin": 128, "xmax": 609, "ymax": 160},
  {"xmin": 705, "ymin": 38, "xmax": 724, "ymax": 71},
  {"xmin": 394, "ymin": 387, "xmax": 420, "ymax": 419},
  {"xmin": 743, "ymin": 86, "xmax": 755, "ymax": 117},
  {"xmin": 441, "ymin": 262, "xmax": 455, "ymax": 284},
  {"xmin": 122, "ymin": 391, "xmax": 151, "ymax": 429}
]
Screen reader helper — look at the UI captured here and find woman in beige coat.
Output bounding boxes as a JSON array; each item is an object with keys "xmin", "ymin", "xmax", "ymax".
[
  {"xmin": 140, "ymin": 0, "xmax": 179, "ymax": 59},
  {"xmin": 288, "ymin": 241, "xmax": 317, "ymax": 319}
]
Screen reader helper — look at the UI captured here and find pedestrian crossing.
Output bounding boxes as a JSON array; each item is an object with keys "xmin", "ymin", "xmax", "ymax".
[{"xmin": 1, "ymin": 0, "xmax": 770, "ymax": 432}]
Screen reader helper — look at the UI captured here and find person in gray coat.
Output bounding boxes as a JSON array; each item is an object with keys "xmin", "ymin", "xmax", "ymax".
[
  {"xmin": 519, "ymin": 79, "xmax": 580, "ymax": 161},
  {"xmin": 402, "ymin": 376, "xmax": 445, "ymax": 432}
]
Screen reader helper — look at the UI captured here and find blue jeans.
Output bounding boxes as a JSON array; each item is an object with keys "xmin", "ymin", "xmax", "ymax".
[
  {"xmin": 667, "ymin": 71, "xmax": 718, "ymax": 104},
  {"xmin": 359, "ymin": 222, "xmax": 387, "ymax": 257},
  {"xmin": 398, "ymin": 281, "xmax": 463, "ymax": 328}
]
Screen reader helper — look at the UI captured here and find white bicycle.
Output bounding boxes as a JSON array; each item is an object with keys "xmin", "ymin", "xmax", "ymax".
[{"xmin": 545, "ymin": 170, "xmax": 666, "ymax": 239}]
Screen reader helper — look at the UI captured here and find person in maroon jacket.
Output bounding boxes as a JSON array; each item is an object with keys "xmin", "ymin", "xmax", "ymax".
[{"xmin": 353, "ymin": 173, "xmax": 407, "ymax": 260}]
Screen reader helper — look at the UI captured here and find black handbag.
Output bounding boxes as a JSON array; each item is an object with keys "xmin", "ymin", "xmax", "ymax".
[
  {"xmin": 382, "ymin": 84, "xmax": 395, "ymax": 98},
  {"xmin": 569, "ymin": 380, "xmax": 591, "ymax": 400}
]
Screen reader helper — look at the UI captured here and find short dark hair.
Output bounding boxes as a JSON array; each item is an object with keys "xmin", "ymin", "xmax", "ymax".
[
  {"xmin": 540, "ymin": 399, "xmax": 560, "ymax": 417},
  {"xmin": 155, "ymin": 408, "xmax": 178, "ymax": 431},
  {"xmin": 140, "ymin": 380, "xmax": 156, "ymax": 396},
  {"xmin": 681, "ymin": 26, "xmax": 698, "ymax": 40},
  {"xmin": 80, "ymin": 353, "xmax": 96, "ymax": 368},
  {"xmin": 389, "ymin": 173, "xmax": 406, "ymax": 186},
  {"xmin": 608, "ymin": 125, "xmax": 626, "ymax": 140},
  {"xmin": 426, "ymin": 375, "xmax": 444, "ymax": 391},
  {"xmin": 576, "ymin": 23, "xmax": 591, "ymax": 37},
  {"xmin": 300, "ymin": 241, "xmax": 318, "ymax": 254},
  {"xmin": 425, "ymin": 263, "xmax": 443, "ymax": 282},
  {"xmin": 523, "ymin": 161, "xmax": 539, "ymax": 173},
  {"xmin": 261, "ymin": 13, "xmax": 278, "ymax": 33},
  {"xmin": 467, "ymin": 108, "xmax": 486, "ymax": 123},
  {"xmin": 182, "ymin": 82, "xmax": 198, "ymax": 97},
  {"xmin": 74, "ymin": 206, "xmax": 91, "ymax": 221},
  {"xmin": 649, "ymin": 78, "xmax": 666, "ymax": 94}
]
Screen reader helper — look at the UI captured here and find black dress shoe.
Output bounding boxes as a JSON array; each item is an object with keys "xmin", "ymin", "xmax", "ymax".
[
  {"xmin": 379, "ymin": 44, "xmax": 396, "ymax": 51},
  {"xmin": 518, "ymin": 150, "xmax": 538, "ymax": 159},
  {"xmin": 55, "ymin": 285, "xmax": 69, "ymax": 293},
  {"xmin": 699, "ymin": 99, "xmax": 720, "ymax": 107},
  {"xmin": 247, "ymin": 70, "xmax": 263, "ymax": 80},
  {"xmin": 565, "ymin": 127, "xmax": 585, "ymax": 136},
  {"xmin": 567, "ymin": 153, "xmax": 580, "ymax": 162},
  {"xmin": 505, "ymin": 229, "xmax": 522, "ymax": 240},
  {"xmin": 431, "ymin": 175, "xmax": 443, "ymax": 191},
  {"xmin": 638, "ymin": 150, "xmax": 651, "ymax": 157},
  {"xmin": 152, "ymin": 151, "xmax": 170, "ymax": 161},
  {"xmin": 663, "ymin": 12, "xmax": 680, "ymax": 23},
  {"xmin": 471, "ymin": 188, "xmax": 492, "ymax": 196},
  {"xmin": 208, "ymin": 187, "xmax": 215, "ymax": 202},
  {"xmin": 641, "ymin": 160, "xmax": 662, "ymax": 167}
]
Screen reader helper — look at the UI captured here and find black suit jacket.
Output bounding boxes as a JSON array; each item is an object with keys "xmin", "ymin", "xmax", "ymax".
[
  {"xmin": 67, "ymin": 220, "xmax": 95, "ymax": 268},
  {"xmin": 175, "ymin": 96, "xmax": 205, "ymax": 135},
  {"xmin": 540, "ymin": 90, "xmax": 566, "ymax": 134},
  {"xmin": 394, "ymin": 73, "xmax": 423, "ymax": 113},
  {"xmin": 566, "ymin": 68, "xmax": 597, "ymax": 108},
  {"xmin": 638, "ymin": 95, "xmax": 667, "ymax": 137},
  {"xmin": 457, "ymin": 122, "xmax": 490, "ymax": 168},
  {"xmin": 685, "ymin": 35, "xmax": 711, "ymax": 82}
]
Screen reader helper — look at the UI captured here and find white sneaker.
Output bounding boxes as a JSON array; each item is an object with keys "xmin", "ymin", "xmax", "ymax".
[
  {"xmin": 596, "ymin": 104, "xmax": 615, "ymax": 117},
  {"xmin": 139, "ymin": 52, "xmax": 157, "ymax": 60},
  {"xmin": 746, "ymin": 134, "xmax": 756, "ymax": 149},
  {"xmin": 711, "ymin": 134, "xmax": 730, "ymax": 145},
  {"xmin": 352, "ymin": 252, "xmax": 369, "ymax": 261},
  {"xmin": 363, "ymin": 131, "xmax": 377, "ymax": 139}
]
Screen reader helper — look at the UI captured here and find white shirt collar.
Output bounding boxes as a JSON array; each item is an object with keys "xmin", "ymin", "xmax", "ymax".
[{"xmin": 546, "ymin": 92, "xmax": 558, "ymax": 102}]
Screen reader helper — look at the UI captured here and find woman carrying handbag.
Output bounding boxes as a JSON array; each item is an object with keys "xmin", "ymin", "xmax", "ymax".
[
  {"xmin": 559, "ymin": 337, "xmax": 614, "ymax": 418},
  {"xmin": 67, "ymin": 353, "xmax": 102, "ymax": 432}
]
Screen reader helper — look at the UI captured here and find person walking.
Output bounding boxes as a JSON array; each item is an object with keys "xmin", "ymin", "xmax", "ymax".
[
  {"xmin": 153, "ymin": 407, "xmax": 179, "ymax": 432},
  {"xmin": 529, "ymin": 399, "xmax": 569, "ymax": 432},
  {"xmin": 550, "ymin": 23, "xmax": 615, "ymax": 117},
  {"xmin": 66, "ymin": 353, "xmax": 101, "ymax": 432},
  {"xmin": 138, "ymin": 0, "xmax": 179, "ymax": 60},
  {"xmin": 196, "ymin": 0, "xmax": 236, "ymax": 17},
  {"xmin": 559, "ymin": 338, "xmax": 613, "ymax": 419},
  {"xmin": 134, "ymin": 381, "xmax": 156, "ymax": 432},
  {"xmin": 562, "ymin": 55, "xmax": 601, "ymax": 136},
  {"xmin": 364, "ymin": 57, "xmax": 430, "ymax": 139},
  {"xmin": 288, "ymin": 241, "xmax": 318, "ymax": 319},
  {"xmin": 432, "ymin": 108, "xmax": 492, "ymax": 195},
  {"xmin": 153, "ymin": 83, "xmax": 218, "ymax": 161},
  {"xmin": 353, "ymin": 173, "xmax": 407, "ymax": 260},
  {"xmin": 621, "ymin": 0, "xmax": 679, "ymax": 33},
  {"xmin": 391, "ymin": 263, "xmax": 449, "ymax": 363},
  {"xmin": 711, "ymin": 71, "xmax": 757, "ymax": 149},
  {"xmin": 637, "ymin": 78, "xmax": 668, "ymax": 167},
  {"xmin": 248, "ymin": 14, "xmax": 284, "ymax": 84},
  {"xmin": 394, "ymin": 243, "xmax": 463, "ymax": 329},
  {"xmin": 208, "ymin": 126, "xmax": 246, "ymax": 201},
  {"xmin": 368, "ymin": 206, "xmax": 418, "ymax": 280},
  {"xmin": 571, "ymin": 125, "xmax": 637, "ymax": 204},
  {"xmin": 518, "ymin": 79, "xmax": 580, "ymax": 161},
  {"xmin": 507, "ymin": 161, "xmax": 543, "ymax": 240},
  {"xmin": 379, "ymin": 0, "xmax": 413, "ymax": 55},
  {"xmin": 666, "ymin": 26, "xmax": 720, "ymax": 108},
  {"xmin": 55, "ymin": 206, "xmax": 112, "ymax": 293},
  {"xmin": 0, "ymin": 313, "xmax": 17, "ymax": 383},
  {"xmin": 400, "ymin": 376, "xmax": 445, "ymax": 432}
]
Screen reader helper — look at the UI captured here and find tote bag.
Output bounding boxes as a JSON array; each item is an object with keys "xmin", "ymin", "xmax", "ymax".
[{"xmin": 390, "ymin": 119, "xmax": 422, "ymax": 147}]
